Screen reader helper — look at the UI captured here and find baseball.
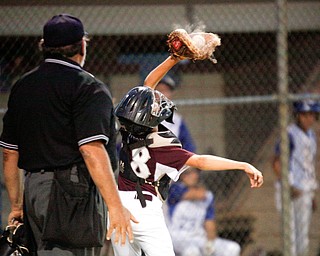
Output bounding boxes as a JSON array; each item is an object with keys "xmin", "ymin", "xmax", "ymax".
[{"xmin": 192, "ymin": 35, "xmax": 205, "ymax": 49}]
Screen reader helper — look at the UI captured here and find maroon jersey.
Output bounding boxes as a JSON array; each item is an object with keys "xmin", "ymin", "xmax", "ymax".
[{"xmin": 118, "ymin": 130, "xmax": 194, "ymax": 202}]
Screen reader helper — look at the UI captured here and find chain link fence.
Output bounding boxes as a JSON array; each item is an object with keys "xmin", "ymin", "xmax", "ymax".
[{"xmin": 1, "ymin": 1, "xmax": 320, "ymax": 255}]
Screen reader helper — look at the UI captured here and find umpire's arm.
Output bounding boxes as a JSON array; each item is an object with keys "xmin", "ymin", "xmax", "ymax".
[
  {"xmin": 79, "ymin": 141, "xmax": 137, "ymax": 245},
  {"xmin": 2, "ymin": 148, "xmax": 24, "ymax": 224}
]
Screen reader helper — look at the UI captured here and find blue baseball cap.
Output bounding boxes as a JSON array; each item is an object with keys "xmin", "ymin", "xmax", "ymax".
[
  {"xmin": 43, "ymin": 14, "xmax": 86, "ymax": 47},
  {"xmin": 293, "ymin": 99, "xmax": 320, "ymax": 113},
  {"xmin": 159, "ymin": 75, "xmax": 178, "ymax": 91}
]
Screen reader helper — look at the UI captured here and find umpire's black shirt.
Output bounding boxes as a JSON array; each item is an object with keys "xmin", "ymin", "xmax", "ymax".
[{"xmin": 0, "ymin": 55, "xmax": 117, "ymax": 171}]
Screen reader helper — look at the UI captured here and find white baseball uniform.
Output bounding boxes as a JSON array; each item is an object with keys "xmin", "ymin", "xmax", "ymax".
[
  {"xmin": 274, "ymin": 122, "xmax": 318, "ymax": 256},
  {"xmin": 110, "ymin": 129, "xmax": 194, "ymax": 256},
  {"xmin": 166, "ymin": 182, "xmax": 241, "ymax": 256}
]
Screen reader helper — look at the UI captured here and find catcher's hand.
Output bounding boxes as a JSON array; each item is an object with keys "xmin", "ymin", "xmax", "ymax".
[{"xmin": 167, "ymin": 29, "xmax": 221, "ymax": 63}]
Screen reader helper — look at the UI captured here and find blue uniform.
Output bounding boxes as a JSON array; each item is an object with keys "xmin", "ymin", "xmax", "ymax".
[{"xmin": 162, "ymin": 112, "xmax": 196, "ymax": 153}]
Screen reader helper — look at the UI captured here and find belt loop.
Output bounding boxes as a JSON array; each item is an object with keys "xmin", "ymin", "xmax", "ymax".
[{"xmin": 70, "ymin": 165, "xmax": 80, "ymax": 183}]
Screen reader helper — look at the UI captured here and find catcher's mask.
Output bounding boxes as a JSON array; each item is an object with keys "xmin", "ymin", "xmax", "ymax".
[
  {"xmin": 117, "ymin": 117, "xmax": 152, "ymax": 136},
  {"xmin": 115, "ymin": 86, "xmax": 175, "ymax": 134}
]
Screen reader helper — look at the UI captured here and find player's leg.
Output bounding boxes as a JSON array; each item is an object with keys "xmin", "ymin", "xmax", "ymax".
[
  {"xmin": 110, "ymin": 191, "xmax": 174, "ymax": 256},
  {"xmin": 137, "ymin": 209, "xmax": 175, "ymax": 256},
  {"xmin": 293, "ymin": 192, "xmax": 313, "ymax": 256},
  {"xmin": 126, "ymin": 193, "xmax": 175, "ymax": 256},
  {"xmin": 111, "ymin": 234, "xmax": 142, "ymax": 256},
  {"xmin": 109, "ymin": 191, "xmax": 143, "ymax": 256},
  {"xmin": 181, "ymin": 245, "xmax": 202, "ymax": 256},
  {"xmin": 211, "ymin": 237, "xmax": 241, "ymax": 256},
  {"xmin": 274, "ymin": 181, "xmax": 282, "ymax": 211},
  {"xmin": 169, "ymin": 224, "xmax": 205, "ymax": 256},
  {"xmin": 275, "ymin": 182, "xmax": 297, "ymax": 256}
]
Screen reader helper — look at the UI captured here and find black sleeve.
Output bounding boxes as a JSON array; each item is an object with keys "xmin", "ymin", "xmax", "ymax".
[
  {"xmin": 73, "ymin": 80, "xmax": 115, "ymax": 146},
  {"xmin": 0, "ymin": 84, "xmax": 19, "ymax": 150}
]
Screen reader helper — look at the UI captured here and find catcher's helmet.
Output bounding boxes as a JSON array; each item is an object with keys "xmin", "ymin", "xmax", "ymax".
[
  {"xmin": 115, "ymin": 86, "xmax": 175, "ymax": 134},
  {"xmin": 293, "ymin": 99, "xmax": 320, "ymax": 113}
]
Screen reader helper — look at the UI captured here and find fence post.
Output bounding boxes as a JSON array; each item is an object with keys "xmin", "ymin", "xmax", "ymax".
[{"xmin": 277, "ymin": 0, "xmax": 292, "ymax": 255}]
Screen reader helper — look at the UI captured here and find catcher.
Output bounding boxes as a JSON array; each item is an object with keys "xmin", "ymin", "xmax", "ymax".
[{"xmin": 109, "ymin": 32, "xmax": 263, "ymax": 256}]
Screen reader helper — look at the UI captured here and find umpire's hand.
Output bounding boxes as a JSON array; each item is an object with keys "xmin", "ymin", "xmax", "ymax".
[{"xmin": 107, "ymin": 207, "xmax": 138, "ymax": 245}]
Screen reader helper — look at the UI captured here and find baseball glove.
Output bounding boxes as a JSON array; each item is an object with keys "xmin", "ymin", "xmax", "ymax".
[
  {"xmin": 0, "ymin": 224, "xmax": 30, "ymax": 255},
  {"xmin": 167, "ymin": 29, "xmax": 221, "ymax": 63}
]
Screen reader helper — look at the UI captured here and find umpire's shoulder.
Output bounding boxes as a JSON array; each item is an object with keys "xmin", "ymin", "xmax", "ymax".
[{"xmin": 78, "ymin": 70, "xmax": 113, "ymax": 98}]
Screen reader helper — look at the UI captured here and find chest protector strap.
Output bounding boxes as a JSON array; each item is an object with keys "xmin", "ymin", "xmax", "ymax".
[{"xmin": 135, "ymin": 179, "xmax": 147, "ymax": 208}]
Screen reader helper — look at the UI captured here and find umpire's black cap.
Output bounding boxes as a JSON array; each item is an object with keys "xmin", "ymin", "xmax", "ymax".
[{"xmin": 43, "ymin": 14, "xmax": 86, "ymax": 47}]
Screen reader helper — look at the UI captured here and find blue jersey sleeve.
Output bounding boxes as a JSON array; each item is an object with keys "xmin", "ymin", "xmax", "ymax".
[
  {"xmin": 179, "ymin": 120, "xmax": 196, "ymax": 153},
  {"xmin": 205, "ymin": 192, "xmax": 215, "ymax": 220},
  {"xmin": 167, "ymin": 182, "xmax": 188, "ymax": 217},
  {"xmin": 274, "ymin": 133, "xmax": 294, "ymax": 157}
]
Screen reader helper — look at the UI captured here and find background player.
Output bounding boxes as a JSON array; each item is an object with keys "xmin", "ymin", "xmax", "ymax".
[
  {"xmin": 272, "ymin": 99, "xmax": 320, "ymax": 256},
  {"xmin": 109, "ymin": 55, "xmax": 263, "ymax": 256},
  {"xmin": 166, "ymin": 167, "xmax": 241, "ymax": 256},
  {"xmin": 155, "ymin": 75, "xmax": 196, "ymax": 152}
]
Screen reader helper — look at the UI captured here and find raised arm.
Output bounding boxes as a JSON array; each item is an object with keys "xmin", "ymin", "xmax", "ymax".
[
  {"xmin": 272, "ymin": 155, "xmax": 281, "ymax": 180},
  {"xmin": 143, "ymin": 56, "xmax": 180, "ymax": 89}
]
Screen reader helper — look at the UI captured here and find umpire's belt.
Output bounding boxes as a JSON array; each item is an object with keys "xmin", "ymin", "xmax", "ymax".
[
  {"xmin": 26, "ymin": 168, "xmax": 55, "ymax": 174},
  {"xmin": 25, "ymin": 162, "xmax": 85, "ymax": 174}
]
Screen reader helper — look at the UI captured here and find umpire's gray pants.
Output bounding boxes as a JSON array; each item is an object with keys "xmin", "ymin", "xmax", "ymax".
[{"xmin": 24, "ymin": 171, "xmax": 102, "ymax": 256}]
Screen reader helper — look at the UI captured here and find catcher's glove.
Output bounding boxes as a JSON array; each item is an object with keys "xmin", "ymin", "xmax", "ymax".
[
  {"xmin": 0, "ymin": 224, "xmax": 30, "ymax": 255},
  {"xmin": 167, "ymin": 29, "xmax": 221, "ymax": 63}
]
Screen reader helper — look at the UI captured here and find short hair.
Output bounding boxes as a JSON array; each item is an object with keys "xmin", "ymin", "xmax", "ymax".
[{"xmin": 39, "ymin": 36, "xmax": 89, "ymax": 58}]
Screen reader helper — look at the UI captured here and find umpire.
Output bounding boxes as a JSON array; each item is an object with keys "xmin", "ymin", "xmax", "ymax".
[{"xmin": 0, "ymin": 14, "xmax": 135, "ymax": 255}]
